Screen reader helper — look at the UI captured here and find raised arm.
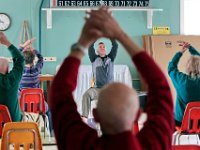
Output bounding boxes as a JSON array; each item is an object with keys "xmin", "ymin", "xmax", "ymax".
[
  {"xmin": 117, "ymin": 31, "xmax": 173, "ymax": 150},
  {"xmin": 88, "ymin": 42, "xmax": 97, "ymax": 62},
  {"xmin": 49, "ymin": 12, "xmax": 101, "ymax": 150},
  {"xmin": 108, "ymin": 40, "xmax": 118, "ymax": 61},
  {"xmin": 88, "ymin": 8, "xmax": 173, "ymax": 150},
  {"xmin": 34, "ymin": 49, "xmax": 43, "ymax": 72},
  {"xmin": 177, "ymin": 41, "xmax": 200, "ymax": 56},
  {"xmin": 188, "ymin": 46, "xmax": 200, "ymax": 56},
  {"xmin": 168, "ymin": 51, "xmax": 187, "ymax": 89},
  {"xmin": 0, "ymin": 32, "xmax": 24, "ymax": 89}
]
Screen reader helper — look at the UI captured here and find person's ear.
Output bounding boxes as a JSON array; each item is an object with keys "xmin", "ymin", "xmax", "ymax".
[{"xmin": 93, "ymin": 108, "xmax": 100, "ymax": 123}]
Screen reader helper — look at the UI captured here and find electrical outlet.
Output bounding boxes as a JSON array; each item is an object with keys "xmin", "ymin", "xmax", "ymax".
[{"xmin": 44, "ymin": 57, "xmax": 57, "ymax": 62}]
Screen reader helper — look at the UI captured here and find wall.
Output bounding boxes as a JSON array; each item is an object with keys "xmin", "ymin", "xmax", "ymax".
[{"xmin": 0, "ymin": 0, "xmax": 180, "ymax": 90}]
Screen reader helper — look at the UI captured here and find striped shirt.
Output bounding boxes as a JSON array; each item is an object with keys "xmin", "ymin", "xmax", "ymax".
[{"xmin": 19, "ymin": 50, "xmax": 43, "ymax": 91}]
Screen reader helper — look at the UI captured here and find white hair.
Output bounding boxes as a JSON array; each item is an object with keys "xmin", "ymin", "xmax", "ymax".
[{"xmin": 186, "ymin": 55, "xmax": 200, "ymax": 78}]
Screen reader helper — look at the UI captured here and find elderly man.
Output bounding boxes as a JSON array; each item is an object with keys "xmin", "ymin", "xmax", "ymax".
[
  {"xmin": 49, "ymin": 7, "xmax": 173, "ymax": 150},
  {"xmin": 0, "ymin": 32, "xmax": 24, "ymax": 121}
]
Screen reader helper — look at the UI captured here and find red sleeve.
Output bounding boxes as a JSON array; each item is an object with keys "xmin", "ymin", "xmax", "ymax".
[
  {"xmin": 49, "ymin": 56, "xmax": 98, "ymax": 150},
  {"xmin": 133, "ymin": 52, "xmax": 174, "ymax": 150}
]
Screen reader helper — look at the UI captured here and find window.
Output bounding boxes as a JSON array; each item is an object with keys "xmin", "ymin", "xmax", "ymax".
[{"xmin": 181, "ymin": 0, "xmax": 200, "ymax": 35}]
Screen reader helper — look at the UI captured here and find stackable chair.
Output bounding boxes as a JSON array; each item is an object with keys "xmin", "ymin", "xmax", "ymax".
[
  {"xmin": 1, "ymin": 122, "xmax": 42, "ymax": 150},
  {"xmin": 173, "ymin": 102, "xmax": 200, "ymax": 145},
  {"xmin": 0, "ymin": 104, "xmax": 12, "ymax": 137},
  {"xmin": 19, "ymin": 88, "xmax": 50, "ymax": 138},
  {"xmin": 19, "ymin": 88, "xmax": 46, "ymax": 113}
]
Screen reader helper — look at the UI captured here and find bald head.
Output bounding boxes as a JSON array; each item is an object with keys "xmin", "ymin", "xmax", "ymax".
[
  {"xmin": 94, "ymin": 83, "xmax": 139, "ymax": 134},
  {"xmin": 0, "ymin": 58, "xmax": 9, "ymax": 74}
]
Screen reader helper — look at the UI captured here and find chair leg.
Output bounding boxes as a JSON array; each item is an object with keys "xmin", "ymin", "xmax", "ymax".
[
  {"xmin": 172, "ymin": 131, "xmax": 179, "ymax": 145},
  {"xmin": 134, "ymin": 122, "xmax": 139, "ymax": 134},
  {"xmin": 24, "ymin": 143, "xmax": 30, "ymax": 150},
  {"xmin": 177, "ymin": 134, "xmax": 182, "ymax": 145}
]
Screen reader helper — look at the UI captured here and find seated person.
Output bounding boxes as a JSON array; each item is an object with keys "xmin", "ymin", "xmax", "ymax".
[
  {"xmin": 82, "ymin": 39, "xmax": 118, "ymax": 118},
  {"xmin": 0, "ymin": 32, "xmax": 24, "ymax": 122},
  {"xmin": 168, "ymin": 41, "xmax": 200, "ymax": 127},
  {"xmin": 49, "ymin": 7, "xmax": 173, "ymax": 150},
  {"xmin": 19, "ymin": 38, "xmax": 44, "ymax": 91},
  {"xmin": 19, "ymin": 39, "xmax": 53, "ymax": 133}
]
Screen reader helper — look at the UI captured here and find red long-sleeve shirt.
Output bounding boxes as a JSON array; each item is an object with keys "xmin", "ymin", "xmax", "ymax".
[{"xmin": 49, "ymin": 52, "xmax": 174, "ymax": 150}]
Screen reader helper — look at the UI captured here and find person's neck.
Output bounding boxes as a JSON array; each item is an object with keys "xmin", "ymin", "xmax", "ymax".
[
  {"xmin": 100, "ymin": 54, "xmax": 106, "ymax": 57},
  {"xmin": 101, "ymin": 123, "xmax": 131, "ymax": 135},
  {"xmin": 25, "ymin": 64, "xmax": 33, "ymax": 67}
]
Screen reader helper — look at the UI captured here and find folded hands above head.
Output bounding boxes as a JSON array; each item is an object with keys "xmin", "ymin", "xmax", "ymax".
[
  {"xmin": 177, "ymin": 41, "xmax": 191, "ymax": 53},
  {"xmin": 19, "ymin": 37, "xmax": 36, "ymax": 51},
  {"xmin": 78, "ymin": 7, "xmax": 123, "ymax": 49}
]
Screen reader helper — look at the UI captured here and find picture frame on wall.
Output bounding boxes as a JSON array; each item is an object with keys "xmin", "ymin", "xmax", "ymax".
[{"xmin": 50, "ymin": 0, "xmax": 150, "ymax": 7}]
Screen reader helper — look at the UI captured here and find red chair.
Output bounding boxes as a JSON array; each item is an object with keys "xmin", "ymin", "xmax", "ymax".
[
  {"xmin": 181, "ymin": 102, "xmax": 200, "ymax": 133},
  {"xmin": 172, "ymin": 145, "xmax": 200, "ymax": 150},
  {"xmin": 19, "ymin": 88, "xmax": 46, "ymax": 113},
  {"xmin": 173, "ymin": 102, "xmax": 200, "ymax": 145},
  {"xmin": 0, "ymin": 105, "xmax": 12, "ymax": 136}
]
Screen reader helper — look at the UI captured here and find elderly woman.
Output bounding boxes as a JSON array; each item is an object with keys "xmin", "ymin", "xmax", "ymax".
[
  {"xmin": 168, "ymin": 41, "xmax": 200, "ymax": 127},
  {"xmin": 0, "ymin": 32, "xmax": 24, "ymax": 122}
]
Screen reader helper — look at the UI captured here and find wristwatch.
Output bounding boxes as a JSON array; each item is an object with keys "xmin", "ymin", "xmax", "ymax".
[{"xmin": 71, "ymin": 43, "xmax": 87, "ymax": 55}]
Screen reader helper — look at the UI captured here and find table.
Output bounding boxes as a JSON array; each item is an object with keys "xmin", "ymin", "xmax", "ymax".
[
  {"xmin": 39, "ymin": 74, "xmax": 54, "ymax": 93},
  {"xmin": 39, "ymin": 75, "xmax": 54, "ymax": 82}
]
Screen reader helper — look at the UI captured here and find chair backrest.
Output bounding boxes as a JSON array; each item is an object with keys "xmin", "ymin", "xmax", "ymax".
[
  {"xmin": 181, "ymin": 102, "xmax": 200, "ymax": 133},
  {"xmin": 19, "ymin": 88, "xmax": 46, "ymax": 113},
  {"xmin": 1, "ymin": 122, "xmax": 42, "ymax": 150},
  {"xmin": 172, "ymin": 145, "xmax": 200, "ymax": 150},
  {"xmin": 0, "ymin": 105, "xmax": 12, "ymax": 137}
]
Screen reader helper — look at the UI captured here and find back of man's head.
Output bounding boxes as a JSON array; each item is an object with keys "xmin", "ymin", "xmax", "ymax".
[
  {"xmin": 23, "ymin": 50, "xmax": 35, "ymax": 65},
  {"xmin": 0, "ymin": 58, "xmax": 9, "ymax": 75},
  {"xmin": 93, "ymin": 83, "xmax": 139, "ymax": 135}
]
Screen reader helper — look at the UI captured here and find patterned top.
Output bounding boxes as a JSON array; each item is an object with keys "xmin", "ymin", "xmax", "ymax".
[
  {"xmin": 19, "ymin": 50, "xmax": 43, "ymax": 91},
  {"xmin": 89, "ymin": 40, "xmax": 118, "ymax": 88}
]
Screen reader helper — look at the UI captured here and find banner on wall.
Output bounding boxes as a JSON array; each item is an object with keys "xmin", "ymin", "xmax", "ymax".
[{"xmin": 51, "ymin": 0, "xmax": 150, "ymax": 7}]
